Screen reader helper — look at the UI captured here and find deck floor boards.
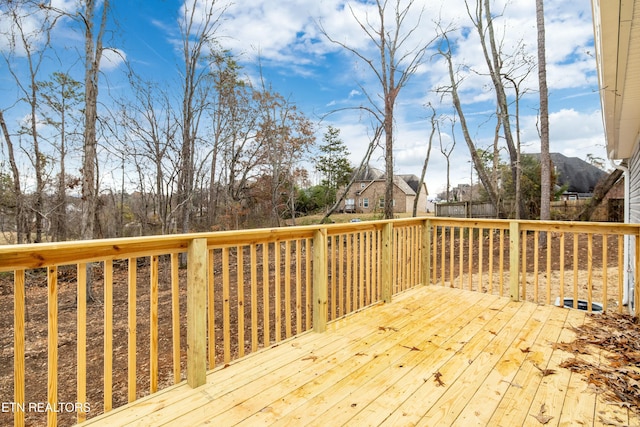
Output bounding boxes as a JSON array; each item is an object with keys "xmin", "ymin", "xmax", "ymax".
[{"xmin": 77, "ymin": 286, "xmax": 640, "ymax": 427}]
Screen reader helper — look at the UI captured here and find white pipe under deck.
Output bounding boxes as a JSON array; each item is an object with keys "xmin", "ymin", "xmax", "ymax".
[{"xmin": 610, "ymin": 155, "xmax": 631, "ymax": 309}]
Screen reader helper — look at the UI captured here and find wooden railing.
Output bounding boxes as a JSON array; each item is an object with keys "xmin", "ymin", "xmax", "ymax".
[
  {"xmin": 0, "ymin": 217, "xmax": 638, "ymax": 426},
  {"xmin": 427, "ymin": 218, "xmax": 640, "ymax": 313},
  {"xmin": 0, "ymin": 220, "xmax": 425, "ymax": 427}
]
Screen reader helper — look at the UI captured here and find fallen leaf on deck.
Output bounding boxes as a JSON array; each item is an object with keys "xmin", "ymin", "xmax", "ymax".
[
  {"xmin": 597, "ymin": 415, "xmax": 628, "ymax": 426},
  {"xmin": 553, "ymin": 341, "xmax": 590, "ymax": 355},
  {"xmin": 302, "ymin": 355, "xmax": 318, "ymax": 362},
  {"xmin": 520, "ymin": 347, "xmax": 531, "ymax": 353},
  {"xmin": 434, "ymin": 371, "xmax": 445, "ymax": 387},
  {"xmin": 500, "ymin": 379, "xmax": 523, "ymax": 388},
  {"xmin": 530, "ymin": 403, "xmax": 553, "ymax": 424},
  {"xmin": 401, "ymin": 345, "xmax": 421, "ymax": 351},
  {"xmin": 378, "ymin": 326, "xmax": 399, "ymax": 332},
  {"xmin": 533, "ymin": 363, "xmax": 556, "ymax": 377},
  {"xmin": 557, "ymin": 312, "xmax": 640, "ymax": 413}
]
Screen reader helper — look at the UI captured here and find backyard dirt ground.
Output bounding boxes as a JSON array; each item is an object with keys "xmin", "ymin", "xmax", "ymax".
[{"xmin": 0, "ymin": 231, "xmax": 637, "ymax": 426}]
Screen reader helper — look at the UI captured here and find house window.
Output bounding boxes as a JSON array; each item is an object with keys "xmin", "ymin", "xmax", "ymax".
[
  {"xmin": 379, "ymin": 198, "xmax": 396, "ymax": 208},
  {"xmin": 363, "ymin": 198, "xmax": 369, "ymax": 208}
]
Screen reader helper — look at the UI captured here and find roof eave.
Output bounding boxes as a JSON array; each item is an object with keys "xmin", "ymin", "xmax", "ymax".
[{"xmin": 594, "ymin": 0, "xmax": 639, "ymax": 160}]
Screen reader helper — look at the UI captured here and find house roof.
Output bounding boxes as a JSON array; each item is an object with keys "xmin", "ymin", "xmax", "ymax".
[
  {"xmin": 352, "ymin": 165, "xmax": 384, "ymax": 181},
  {"xmin": 350, "ymin": 166, "xmax": 424, "ymax": 196},
  {"xmin": 592, "ymin": 0, "xmax": 640, "ymax": 159},
  {"xmin": 527, "ymin": 153, "xmax": 606, "ymax": 193},
  {"xmin": 397, "ymin": 174, "xmax": 426, "ymax": 194},
  {"xmin": 392, "ymin": 176, "xmax": 416, "ymax": 196}
]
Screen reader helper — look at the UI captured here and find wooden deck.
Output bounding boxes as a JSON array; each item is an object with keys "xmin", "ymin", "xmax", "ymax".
[{"xmin": 78, "ymin": 285, "xmax": 637, "ymax": 426}]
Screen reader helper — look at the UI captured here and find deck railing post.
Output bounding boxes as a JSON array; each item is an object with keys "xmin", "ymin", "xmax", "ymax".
[
  {"xmin": 422, "ymin": 219, "xmax": 431, "ymax": 286},
  {"xmin": 509, "ymin": 221, "xmax": 520, "ymax": 302},
  {"xmin": 187, "ymin": 238, "xmax": 207, "ymax": 388},
  {"xmin": 313, "ymin": 228, "xmax": 328, "ymax": 333},
  {"xmin": 381, "ymin": 222, "xmax": 393, "ymax": 303}
]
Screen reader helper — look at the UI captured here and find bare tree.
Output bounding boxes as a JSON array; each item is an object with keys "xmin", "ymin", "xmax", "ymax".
[
  {"xmin": 438, "ymin": 28, "xmax": 500, "ymax": 211},
  {"xmin": 120, "ymin": 75, "xmax": 179, "ymax": 234},
  {"xmin": 537, "ymin": 0, "xmax": 551, "ymax": 223},
  {"xmin": 1, "ymin": 1, "xmax": 63, "ymax": 242},
  {"xmin": 38, "ymin": 72, "xmax": 84, "ymax": 241},
  {"xmin": 176, "ymin": 0, "xmax": 227, "ymax": 235},
  {"xmin": 254, "ymin": 87, "xmax": 314, "ymax": 226},
  {"xmin": 502, "ymin": 44, "xmax": 535, "ymax": 218},
  {"xmin": 439, "ymin": 112, "xmax": 456, "ymax": 202},
  {"xmin": 413, "ymin": 104, "xmax": 435, "ymax": 217},
  {"xmin": 206, "ymin": 51, "xmax": 262, "ymax": 228},
  {"xmin": 320, "ymin": 0, "xmax": 433, "ymax": 219},
  {"xmin": 72, "ymin": 0, "xmax": 111, "ymax": 301},
  {"xmin": 0, "ymin": 110, "xmax": 25, "ymax": 243},
  {"xmin": 462, "ymin": 0, "xmax": 524, "ymax": 218}
]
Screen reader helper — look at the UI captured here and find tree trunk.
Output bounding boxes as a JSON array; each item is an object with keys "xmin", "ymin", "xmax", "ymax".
[
  {"xmin": 577, "ymin": 168, "xmax": 623, "ymax": 221},
  {"xmin": 55, "ymin": 92, "xmax": 68, "ymax": 242},
  {"xmin": 384, "ymin": 113, "xmax": 395, "ymax": 220},
  {"xmin": 28, "ymin": 65, "xmax": 44, "ymax": 243},
  {"xmin": 81, "ymin": 0, "xmax": 109, "ymax": 302},
  {"xmin": 478, "ymin": 0, "xmax": 520, "ymax": 218},
  {"xmin": 0, "ymin": 110, "xmax": 25, "ymax": 244},
  {"xmin": 443, "ymin": 44, "xmax": 500, "ymax": 212},
  {"xmin": 537, "ymin": 0, "xmax": 551, "ymax": 223},
  {"xmin": 413, "ymin": 107, "xmax": 435, "ymax": 217}
]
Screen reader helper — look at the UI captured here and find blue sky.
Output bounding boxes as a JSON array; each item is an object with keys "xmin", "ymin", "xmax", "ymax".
[{"xmin": 0, "ymin": 0, "xmax": 604, "ymax": 197}]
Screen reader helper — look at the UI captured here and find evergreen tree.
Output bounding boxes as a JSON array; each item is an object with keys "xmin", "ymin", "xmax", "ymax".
[{"xmin": 316, "ymin": 126, "xmax": 352, "ymax": 203}]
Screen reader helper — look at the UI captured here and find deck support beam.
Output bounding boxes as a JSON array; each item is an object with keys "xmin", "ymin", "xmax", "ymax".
[{"xmin": 187, "ymin": 238, "xmax": 207, "ymax": 388}]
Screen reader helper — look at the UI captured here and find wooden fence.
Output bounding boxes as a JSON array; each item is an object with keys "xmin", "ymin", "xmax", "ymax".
[
  {"xmin": 435, "ymin": 201, "xmax": 497, "ymax": 218},
  {"xmin": 0, "ymin": 218, "xmax": 639, "ymax": 426}
]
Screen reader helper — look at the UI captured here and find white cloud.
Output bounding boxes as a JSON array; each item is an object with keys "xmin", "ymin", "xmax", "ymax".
[{"xmin": 511, "ymin": 107, "xmax": 606, "ymax": 178}]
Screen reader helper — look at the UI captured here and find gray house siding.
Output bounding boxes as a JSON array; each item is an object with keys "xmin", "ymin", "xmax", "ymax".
[
  {"xmin": 627, "ymin": 142, "xmax": 640, "ymax": 311},
  {"xmin": 631, "ymin": 142, "xmax": 640, "ymax": 224}
]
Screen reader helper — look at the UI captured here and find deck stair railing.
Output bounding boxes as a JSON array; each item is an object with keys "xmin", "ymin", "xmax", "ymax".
[{"xmin": 0, "ymin": 217, "xmax": 638, "ymax": 426}]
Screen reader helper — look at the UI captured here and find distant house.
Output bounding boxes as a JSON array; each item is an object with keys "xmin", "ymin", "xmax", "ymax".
[
  {"xmin": 338, "ymin": 166, "xmax": 429, "ymax": 214},
  {"xmin": 527, "ymin": 153, "xmax": 607, "ymax": 199}
]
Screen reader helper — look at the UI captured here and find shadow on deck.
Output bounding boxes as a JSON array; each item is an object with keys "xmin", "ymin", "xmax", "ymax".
[{"xmin": 78, "ymin": 285, "xmax": 636, "ymax": 426}]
